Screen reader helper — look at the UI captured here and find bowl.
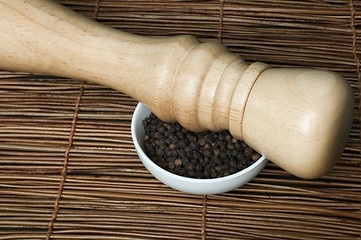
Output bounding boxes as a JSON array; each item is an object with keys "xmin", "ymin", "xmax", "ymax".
[{"xmin": 131, "ymin": 103, "xmax": 268, "ymax": 195}]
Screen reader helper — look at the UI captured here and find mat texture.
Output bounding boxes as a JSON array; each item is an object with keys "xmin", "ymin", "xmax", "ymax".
[{"xmin": 0, "ymin": 0, "xmax": 360, "ymax": 239}]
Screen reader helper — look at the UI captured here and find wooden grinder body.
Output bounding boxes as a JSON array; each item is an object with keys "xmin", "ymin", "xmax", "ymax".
[{"xmin": 0, "ymin": 0, "xmax": 355, "ymax": 179}]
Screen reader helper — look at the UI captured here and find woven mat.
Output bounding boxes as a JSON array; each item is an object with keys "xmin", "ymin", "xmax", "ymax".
[{"xmin": 1, "ymin": 0, "xmax": 360, "ymax": 239}]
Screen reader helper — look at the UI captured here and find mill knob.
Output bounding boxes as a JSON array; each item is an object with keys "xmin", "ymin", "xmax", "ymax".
[{"xmin": 0, "ymin": 0, "xmax": 354, "ymax": 179}]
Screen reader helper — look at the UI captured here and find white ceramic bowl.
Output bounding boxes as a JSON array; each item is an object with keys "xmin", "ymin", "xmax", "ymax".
[{"xmin": 131, "ymin": 103, "xmax": 268, "ymax": 195}]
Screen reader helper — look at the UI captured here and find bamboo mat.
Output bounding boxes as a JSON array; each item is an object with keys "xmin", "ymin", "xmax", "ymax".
[{"xmin": 1, "ymin": 0, "xmax": 360, "ymax": 239}]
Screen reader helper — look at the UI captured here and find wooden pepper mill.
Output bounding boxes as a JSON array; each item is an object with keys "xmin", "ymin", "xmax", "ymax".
[{"xmin": 0, "ymin": 0, "xmax": 355, "ymax": 179}]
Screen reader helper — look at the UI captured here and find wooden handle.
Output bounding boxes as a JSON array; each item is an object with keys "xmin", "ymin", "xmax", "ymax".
[{"xmin": 0, "ymin": 0, "xmax": 354, "ymax": 179}]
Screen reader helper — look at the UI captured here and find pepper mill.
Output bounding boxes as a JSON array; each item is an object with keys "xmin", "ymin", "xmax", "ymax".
[{"xmin": 0, "ymin": 0, "xmax": 355, "ymax": 179}]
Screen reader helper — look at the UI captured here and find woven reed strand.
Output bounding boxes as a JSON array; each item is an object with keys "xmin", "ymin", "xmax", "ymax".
[
  {"xmin": 1, "ymin": 0, "xmax": 361, "ymax": 239},
  {"xmin": 45, "ymin": 81, "xmax": 84, "ymax": 240}
]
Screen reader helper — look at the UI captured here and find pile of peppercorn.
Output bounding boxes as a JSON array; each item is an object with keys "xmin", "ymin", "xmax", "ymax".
[{"xmin": 142, "ymin": 113, "xmax": 260, "ymax": 179}]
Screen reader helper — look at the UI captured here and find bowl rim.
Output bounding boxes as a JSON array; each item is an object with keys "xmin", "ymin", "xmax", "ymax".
[{"xmin": 131, "ymin": 102, "xmax": 268, "ymax": 183}]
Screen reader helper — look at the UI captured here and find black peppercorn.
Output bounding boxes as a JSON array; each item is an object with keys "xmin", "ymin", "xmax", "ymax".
[
  {"xmin": 169, "ymin": 143, "xmax": 176, "ymax": 150},
  {"xmin": 203, "ymin": 149, "xmax": 212, "ymax": 157},
  {"xmin": 198, "ymin": 138, "xmax": 206, "ymax": 146},
  {"xmin": 168, "ymin": 161, "xmax": 175, "ymax": 170},
  {"xmin": 244, "ymin": 147, "xmax": 253, "ymax": 157},
  {"xmin": 156, "ymin": 148, "xmax": 164, "ymax": 156},
  {"xmin": 174, "ymin": 158, "xmax": 182, "ymax": 167},
  {"xmin": 252, "ymin": 153, "xmax": 261, "ymax": 161}
]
